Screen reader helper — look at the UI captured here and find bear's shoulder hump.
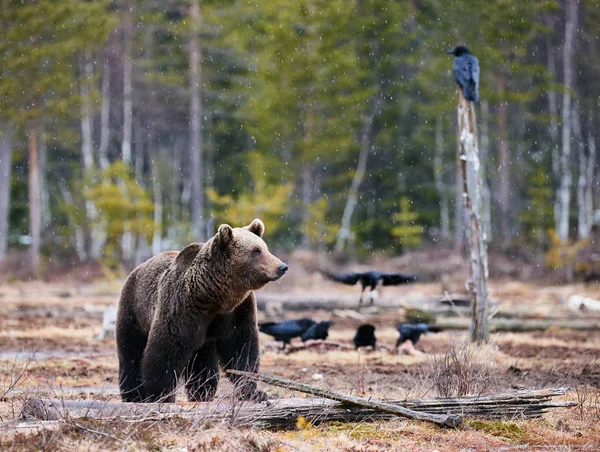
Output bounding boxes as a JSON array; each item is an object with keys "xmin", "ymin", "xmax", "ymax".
[{"xmin": 175, "ymin": 243, "xmax": 201, "ymax": 267}]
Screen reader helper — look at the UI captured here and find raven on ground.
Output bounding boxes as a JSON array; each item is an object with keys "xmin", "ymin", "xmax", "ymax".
[
  {"xmin": 448, "ymin": 45, "xmax": 480, "ymax": 102},
  {"xmin": 353, "ymin": 324, "xmax": 377, "ymax": 350},
  {"xmin": 322, "ymin": 270, "xmax": 419, "ymax": 306},
  {"xmin": 258, "ymin": 318, "xmax": 315, "ymax": 349},
  {"xmin": 396, "ymin": 323, "xmax": 441, "ymax": 347},
  {"xmin": 301, "ymin": 321, "xmax": 333, "ymax": 342}
]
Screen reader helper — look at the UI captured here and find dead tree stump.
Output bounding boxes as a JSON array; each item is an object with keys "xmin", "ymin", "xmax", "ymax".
[{"xmin": 457, "ymin": 90, "xmax": 490, "ymax": 344}]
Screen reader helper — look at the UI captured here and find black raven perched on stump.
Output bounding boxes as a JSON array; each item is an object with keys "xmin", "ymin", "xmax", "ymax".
[
  {"xmin": 448, "ymin": 45, "xmax": 480, "ymax": 102},
  {"xmin": 353, "ymin": 324, "xmax": 377, "ymax": 350},
  {"xmin": 258, "ymin": 318, "xmax": 315, "ymax": 349},
  {"xmin": 322, "ymin": 270, "xmax": 419, "ymax": 306}
]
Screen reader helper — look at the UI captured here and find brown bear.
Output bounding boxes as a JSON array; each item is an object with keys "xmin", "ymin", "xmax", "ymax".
[{"xmin": 116, "ymin": 218, "xmax": 287, "ymax": 403}]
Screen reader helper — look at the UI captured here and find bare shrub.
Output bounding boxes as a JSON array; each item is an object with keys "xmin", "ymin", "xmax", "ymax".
[
  {"xmin": 575, "ymin": 385, "xmax": 600, "ymax": 423},
  {"xmin": 423, "ymin": 341, "xmax": 501, "ymax": 397}
]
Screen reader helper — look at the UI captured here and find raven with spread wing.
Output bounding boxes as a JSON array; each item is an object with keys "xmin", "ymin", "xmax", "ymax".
[
  {"xmin": 323, "ymin": 270, "xmax": 419, "ymax": 306},
  {"xmin": 448, "ymin": 45, "xmax": 480, "ymax": 102},
  {"xmin": 258, "ymin": 318, "xmax": 315, "ymax": 349}
]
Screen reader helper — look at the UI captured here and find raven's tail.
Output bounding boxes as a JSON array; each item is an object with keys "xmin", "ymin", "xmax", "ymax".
[{"xmin": 463, "ymin": 82, "xmax": 479, "ymax": 102}]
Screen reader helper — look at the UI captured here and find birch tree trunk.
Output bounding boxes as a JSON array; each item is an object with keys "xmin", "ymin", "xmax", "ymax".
[
  {"xmin": 334, "ymin": 97, "xmax": 379, "ymax": 253},
  {"xmin": 205, "ymin": 115, "xmax": 216, "ymax": 237},
  {"xmin": 79, "ymin": 53, "xmax": 94, "ymax": 262},
  {"xmin": 59, "ymin": 184, "xmax": 86, "ymax": 261},
  {"xmin": 434, "ymin": 116, "xmax": 450, "ymax": 242},
  {"xmin": 151, "ymin": 157, "xmax": 163, "ymax": 256},
  {"xmin": 0, "ymin": 124, "xmax": 13, "ymax": 259},
  {"xmin": 556, "ymin": 0, "xmax": 579, "ymax": 244},
  {"xmin": 80, "ymin": 52, "xmax": 106, "ymax": 260},
  {"xmin": 576, "ymin": 108, "xmax": 596, "ymax": 239},
  {"xmin": 39, "ymin": 129, "xmax": 50, "ymax": 231},
  {"xmin": 457, "ymin": 90, "xmax": 489, "ymax": 344},
  {"xmin": 121, "ymin": 0, "xmax": 134, "ymax": 165},
  {"xmin": 80, "ymin": 53, "xmax": 94, "ymax": 171},
  {"xmin": 545, "ymin": 29, "xmax": 560, "ymax": 179},
  {"xmin": 189, "ymin": 0, "xmax": 205, "ymax": 241},
  {"xmin": 28, "ymin": 124, "xmax": 41, "ymax": 270},
  {"xmin": 99, "ymin": 46, "xmax": 111, "ymax": 170},
  {"xmin": 454, "ymin": 132, "xmax": 464, "ymax": 252},
  {"xmin": 586, "ymin": 126, "xmax": 597, "ymax": 233}
]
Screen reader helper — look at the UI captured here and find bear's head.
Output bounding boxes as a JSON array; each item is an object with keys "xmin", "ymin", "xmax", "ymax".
[{"xmin": 212, "ymin": 218, "xmax": 288, "ymax": 291}]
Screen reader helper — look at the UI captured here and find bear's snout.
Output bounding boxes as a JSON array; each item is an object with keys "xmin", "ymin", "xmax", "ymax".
[{"xmin": 278, "ymin": 263, "xmax": 288, "ymax": 275}]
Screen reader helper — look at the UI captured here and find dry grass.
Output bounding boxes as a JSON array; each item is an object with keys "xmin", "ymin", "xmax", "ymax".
[{"xmin": 1, "ymin": 279, "xmax": 600, "ymax": 450}]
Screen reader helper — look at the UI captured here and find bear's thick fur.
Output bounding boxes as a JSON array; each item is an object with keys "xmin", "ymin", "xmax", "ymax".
[{"xmin": 116, "ymin": 219, "xmax": 287, "ymax": 403}]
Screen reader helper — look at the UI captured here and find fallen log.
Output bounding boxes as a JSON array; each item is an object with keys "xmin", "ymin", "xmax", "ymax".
[
  {"xmin": 227, "ymin": 371, "xmax": 463, "ymax": 428},
  {"xmin": 263, "ymin": 340, "xmax": 356, "ymax": 354},
  {"xmin": 434, "ymin": 317, "xmax": 600, "ymax": 331},
  {"xmin": 21, "ymin": 388, "xmax": 574, "ymax": 430}
]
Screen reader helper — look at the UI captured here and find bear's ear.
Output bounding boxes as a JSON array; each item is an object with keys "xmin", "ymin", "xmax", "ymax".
[
  {"xmin": 217, "ymin": 224, "xmax": 234, "ymax": 247},
  {"xmin": 176, "ymin": 243, "xmax": 200, "ymax": 267},
  {"xmin": 245, "ymin": 218, "xmax": 265, "ymax": 237}
]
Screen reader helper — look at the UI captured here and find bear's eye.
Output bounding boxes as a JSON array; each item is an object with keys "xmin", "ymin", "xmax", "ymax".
[{"xmin": 252, "ymin": 248, "xmax": 262, "ymax": 256}]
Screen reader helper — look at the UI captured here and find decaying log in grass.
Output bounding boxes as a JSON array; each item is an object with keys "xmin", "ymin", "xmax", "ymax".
[
  {"xmin": 262, "ymin": 340, "xmax": 356, "ymax": 354},
  {"xmin": 262, "ymin": 340, "xmax": 395, "ymax": 355},
  {"xmin": 228, "ymin": 370, "xmax": 462, "ymax": 428},
  {"xmin": 21, "ymin": 388, "xmax": 574, "ymax": 430},
  {"xmin": 434, "ymin": 317, "xmax": 600, "ymax": 331}
]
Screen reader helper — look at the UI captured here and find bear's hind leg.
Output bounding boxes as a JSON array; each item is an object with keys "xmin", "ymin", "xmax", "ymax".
[
  {"xmin": 117, "ymin": 321, "xmax": 147, "ymax": 402},
  {"xmin": 185, "ymin": 340, "xmax": 219, "ymax": 402}
]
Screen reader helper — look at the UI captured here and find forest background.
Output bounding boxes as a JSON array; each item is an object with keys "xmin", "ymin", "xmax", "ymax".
[{"xmin": 0, "ymin": 0, "xmax": 597, "ymax": 280}]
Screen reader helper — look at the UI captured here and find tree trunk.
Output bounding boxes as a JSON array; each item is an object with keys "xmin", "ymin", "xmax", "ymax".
[
  {"xmin": 334, "ymin": 98, "xmax": 378, "ymax": 253},
  {"xmin": 586, "ymin": 122, "xmax": 597, "ymax": 234},
  {"xmin": 434, "ymin": 116, "xmax": 450, "ymax": 242},
  {"xmin": 23, "ymin": 388, "xmax": 573, "ymax": 426},
  {"xmin": 121, "ymin": 0, "xmax": 134, "ymax": 165},
  {"xmin": 0, "ymin": 124, "xmax": 13, "ymax": 259},
  {"xmin": 556, "ymin": 0, "xmax": 579, "ymax": 244},
  {"xmin": 545, "ymin": 30, "xmax": 560, "ymax": 179},
  {"xmin": 576, "ymin": 108, "xmax": 596, "ymax": 240},
  {"xmin": 99, "ymin": 45, "xmax": 111, "ymax": 170},
  {"xmin": 28, "ymin": 124, "xmax": 41, "ymax": 271},
  {"xmin": 38, "ymin": 128, "xmax": 50, "ymax": 231},
  {"xmin": 454, "ymin": 129, "xmax": 464, "ymax": 252},
  {"xmin": 80, "ymin": 52, "xmax": 94, "ymax": 261},
  {"xmin": 80, "ymin": 52, "xmax": 94, "ymax": 171},
  {"xmin": 80, "ymin": 51, "xmax": 106, "ymax": 260},
  {"xmin": 496, "ymin": 75, "xmax": 511, "ymax": 246},
  {"xmin": 189, "ymin": 0, "xmax": 205, "ymax": 241},
  {"xmin": 134, "ymin": 117, "xmax": 145, "ymax": 183},
  {"xmin": 151, "ymin": 157, "xmax": 163, "ymax": 256},
  {"xmin": 205, "ymin": 115, "xmax": 216, "ymax": 237},
  {"xmin": 457, "ymin": 90, "xmax": 489, "ymax": 344},
  {"xmin": 60, "ymin": 183, "xmax": 87, "ymax": 262}
]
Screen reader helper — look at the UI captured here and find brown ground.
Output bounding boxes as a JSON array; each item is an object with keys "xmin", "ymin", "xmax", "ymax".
[{"xmin": 1, "ymin": 276, "xmax": 600, "ymax": 451}]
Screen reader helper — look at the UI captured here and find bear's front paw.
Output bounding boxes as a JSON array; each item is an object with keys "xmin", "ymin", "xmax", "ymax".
[{"xmin": 238, "ymin": 389, "xmax": 268, "ymax": 403}]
